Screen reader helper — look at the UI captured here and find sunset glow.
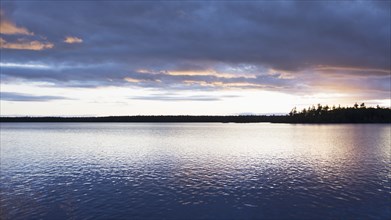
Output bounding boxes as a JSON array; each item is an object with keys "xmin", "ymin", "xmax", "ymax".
[{"xmin": 0, "ymin": 1, "xmax": 390, "ymax": 116}]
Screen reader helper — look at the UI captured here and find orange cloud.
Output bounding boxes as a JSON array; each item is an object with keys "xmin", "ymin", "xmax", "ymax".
[
  {"xmin": 183, "ymin": 80, "xmax": 261, "ymax": 88},
  {"xmin": 0, "ymin": 11, "xmax": 33, "ymax": 35},
  {"xmin": 315, "ymin": 65, "xmax": 390, "ymax": 75},
  {"xmin": 168, "ymin": 70, "xmax": 256, "ymax": 78},
  {"xmin": 64, "ymin": 36, "xmax": 83, "ymax": 44},
  {"xmin": 124, "ymin": 77, "xmax": 141, "ymax": 83},
  {"xmin": 0, "ymin": 38, "xmax": 54, "ymax": 50}
]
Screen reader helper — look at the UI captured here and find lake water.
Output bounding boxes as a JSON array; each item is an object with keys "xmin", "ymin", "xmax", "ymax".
[{"xmin": 0, "ymin": 123, "xmax": 390, "ymax": 219}]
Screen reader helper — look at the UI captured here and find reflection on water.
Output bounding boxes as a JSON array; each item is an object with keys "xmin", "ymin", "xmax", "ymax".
[{"xmin": 1, "ymin": 123, "xmax": 390, "ymax": 219}]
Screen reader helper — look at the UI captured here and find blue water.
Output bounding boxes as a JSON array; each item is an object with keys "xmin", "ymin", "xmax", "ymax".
[{"xmin": 1, "ymin": 123, "xmax": 390, "ymax": 219}]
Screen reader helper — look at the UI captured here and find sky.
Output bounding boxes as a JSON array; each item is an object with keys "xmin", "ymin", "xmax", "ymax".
[{"xmin": 0, "ymin": 1, "xmax": 390, "ymax": 116}]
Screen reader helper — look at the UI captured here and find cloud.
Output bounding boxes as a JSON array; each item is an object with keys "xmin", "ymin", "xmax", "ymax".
[
  {"xmin": 0, "ymin": 11, "xmax": 53, "ymax": 50},
  {"xmin": 123, "ymin": 69, "xmax": 295, "ymax": 91},
  {"xmin": 0, "ymin": 11, "xmax": 33, "ymax": 35},
  {"xmin": 64, "ymin": 36, "xmax": 83, "ymax": 44},
  {"xmin": 0, "ymin": 37, "xmax": 54, "ymax": 50},
  {"xmin": 0, "ymin": 92, "xmax": 70, "ymax": 102},
  {"xmin": 0, "ymin": 1, "xmax": 389, "ymax": 99},
  {"xmin": 314, "ymin": 66, "xmax": 390, "ymax": 76},
  {"xmin": 130, "ymin": 93, "xmax": 239, "ymax": 102},
  {"xmin": 2, "ymin": 1, "xmax": 388, "ymax": 69},
  {"xmin": 124, "ymin": 77, "xmax": 141, "ymax": 83},
  {"xmin": 0, "ymin": 62, "xmax": 50, "ymax": 69},
  {"xmin": 131, "ymin": 95, "xmax": 219, "ymax": 102}
]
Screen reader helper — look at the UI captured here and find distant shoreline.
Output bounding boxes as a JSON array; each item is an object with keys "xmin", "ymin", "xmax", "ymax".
[
  {"xmin": 2, "ymin": 105, "xmax": 390, "ymax": 123},
  {"xmin": 0, "ymin": 115, "xmax": 286, "ymax": 123},
  {"xmin": 1, "ymin": 115, "xmax": 390, "ymax": 124}
]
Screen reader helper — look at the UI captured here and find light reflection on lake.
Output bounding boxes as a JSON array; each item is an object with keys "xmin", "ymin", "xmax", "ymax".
[{"xmin": 1, "ymin": 123, "xmax": 390, "ymax": 219}]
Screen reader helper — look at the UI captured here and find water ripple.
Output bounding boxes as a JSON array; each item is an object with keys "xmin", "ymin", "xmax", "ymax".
[{"xmin": 1, "ymin": 123, "xmax": 390, "ymax": 219}]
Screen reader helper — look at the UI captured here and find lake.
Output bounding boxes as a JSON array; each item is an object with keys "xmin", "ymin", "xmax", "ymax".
[{"xmin": 0, "ymin": 123, "xmax": 390, "ymax": 219}]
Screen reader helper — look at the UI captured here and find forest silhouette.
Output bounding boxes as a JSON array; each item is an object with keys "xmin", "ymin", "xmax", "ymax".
[
  {"xmin": 287, "ymin": 103, "xmax": 390, "ymax": 123},
  {"xmin": 1, "ymin": 103, "xmax": 390, "ymax": 123}
]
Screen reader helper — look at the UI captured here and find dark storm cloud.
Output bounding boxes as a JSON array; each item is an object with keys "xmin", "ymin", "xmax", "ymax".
[
  {"xmin": 0, "ymin": 92, "xmax": 70, "ymax": 102},
  {"xmin": 0, "ymin": 1, "xmax": 390, "ymax": 94}
]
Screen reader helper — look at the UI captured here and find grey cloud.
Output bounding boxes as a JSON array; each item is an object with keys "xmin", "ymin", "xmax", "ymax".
[
  {"xmin": 2, "ymin": 1, "xmax": 389, "ymax": 69},
  {"xmin": 130, "ymin": 93, "xmax": 239, "ymax": 102},
  {"xmin": 0, "ymin": 1, "xmax": 389, "ymax": 96},
  {"xmin": 131, "ymin": 96, "xmax": 219, "ymax": 102},
  {"xmin": 0, "ymin": 92, "xmax": 71, "ymax": 102},
  {"xmin": 0, "ymin": 64, "xmax": 296, "ymax": 91}
]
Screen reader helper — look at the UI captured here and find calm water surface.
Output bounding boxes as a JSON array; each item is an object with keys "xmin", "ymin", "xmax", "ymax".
[{"xmin": 1, "ymin": 123, "xmax": 390, "ymax": 219}]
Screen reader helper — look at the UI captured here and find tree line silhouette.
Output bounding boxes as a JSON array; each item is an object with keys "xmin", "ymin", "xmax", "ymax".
[
  {"xmin": 288, "ymin": 103, "xmax": 390, "ymax": 123},
  {"xmin": 1, "ymin": 103, "xmax": 390, "ymax": 123}
]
